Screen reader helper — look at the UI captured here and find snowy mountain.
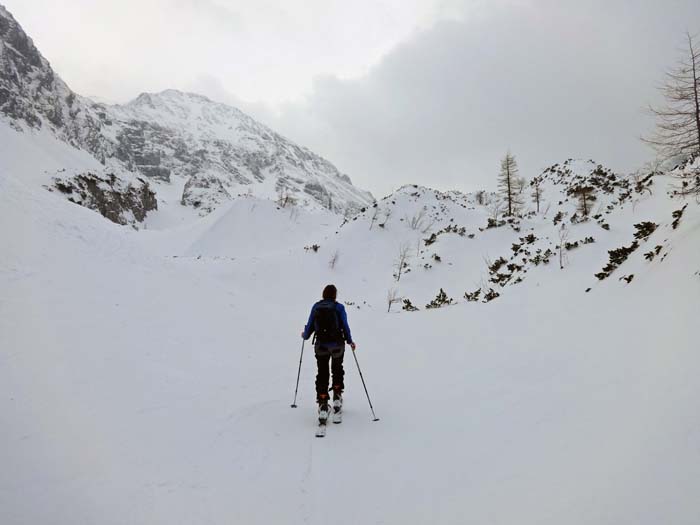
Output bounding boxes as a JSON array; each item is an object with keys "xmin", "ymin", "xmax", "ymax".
[
  {"xmin": 105, "ymin": 89, "xmax": 373, "ymax": 213},
  {"xmin": 0, "ymin": 4, "xmax": 373, "ymax": 220}
]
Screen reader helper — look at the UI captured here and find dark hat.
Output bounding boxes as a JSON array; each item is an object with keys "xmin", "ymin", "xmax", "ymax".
[{"xmin": 322, "ymin": 284, "xmax": 337, "ymax": 300}]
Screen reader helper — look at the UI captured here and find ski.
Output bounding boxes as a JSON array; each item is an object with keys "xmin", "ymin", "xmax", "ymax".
[
  {"xmin": 332, "ymin": 398, "xmax": 342, "ymax": 424},
  {"xmin": 316, "ymin": 404, "xmax": 330, "ymax": 437}
]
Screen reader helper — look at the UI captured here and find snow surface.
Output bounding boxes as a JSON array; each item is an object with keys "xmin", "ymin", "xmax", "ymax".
[
  {"xmin": 0, "ymin": 123, "xmax": 104, "ymax": 184},
  {"xmin": 2, "ymin": 134, "xmax": 699, "ymax": 524}
]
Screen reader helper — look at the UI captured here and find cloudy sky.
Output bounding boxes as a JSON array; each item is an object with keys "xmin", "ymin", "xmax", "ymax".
[{"xmin": 6, "ymin": 0, "xmax": 700, "ymax": 196}]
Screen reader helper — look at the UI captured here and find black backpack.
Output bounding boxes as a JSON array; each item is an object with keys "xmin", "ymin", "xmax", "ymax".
[{"xmin": 314, "ymin": 301, "xmax": 343, "ymax": 344}]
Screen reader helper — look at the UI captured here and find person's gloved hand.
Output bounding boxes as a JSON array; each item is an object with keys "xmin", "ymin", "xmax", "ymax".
[{"xmin": 350, "ymin": 342, "xmax": 357, "ymax": 351}]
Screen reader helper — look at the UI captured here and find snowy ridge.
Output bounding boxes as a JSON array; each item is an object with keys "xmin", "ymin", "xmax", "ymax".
[
  {"xmin": 308, "ymin": 164, "xmax": 694, "ymax": 308},
  {"xmin": 173, "ymin": 162, "xmax": 697, "ymax": 311}
]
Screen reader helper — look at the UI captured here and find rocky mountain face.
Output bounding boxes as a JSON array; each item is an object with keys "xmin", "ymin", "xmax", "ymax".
[
  {"xmin": 0, "ymin": 4, "xmax": 109, "ymax": 157},
  {"xmin": 104, "ymin": 90, "xmax": 373, "ymax": 213},
  {"xmin": 0, "ymin": 4, "xmax": 59, "ymax": 129},
  {"xmin": 0, "ymin": 4, "xmax": 373, "ymax": 221}
]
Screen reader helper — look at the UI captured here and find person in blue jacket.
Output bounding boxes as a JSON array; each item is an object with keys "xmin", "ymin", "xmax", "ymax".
[{"xmin": 301, "ymin": 284, "xmax": 356, "ymax": 411}]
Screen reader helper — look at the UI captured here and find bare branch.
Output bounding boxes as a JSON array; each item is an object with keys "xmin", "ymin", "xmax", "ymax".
[
  {"xmin": 394, "ymin": 243, "xmax": 412, "ymax": 282},
  {"xmin": 645, "ymin": 31, "xmax": 700, "ymax": 166}
]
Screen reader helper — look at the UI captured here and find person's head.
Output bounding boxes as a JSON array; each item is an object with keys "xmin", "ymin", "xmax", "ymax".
[{"xmin": 322, "ymin": 284, "xmax": 337, "ymax": 301}]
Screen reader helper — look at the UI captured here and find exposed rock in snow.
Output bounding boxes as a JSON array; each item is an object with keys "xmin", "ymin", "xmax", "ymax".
[
  {"xmin": 180, "ymin": 172, "xmax": 232, "ymax": 212},
  {"xmin": 667, "ymin": 156, "xmax": 700, "ymax": 197},
  {"xmin": 48, "ymin": 172, "xmax": 157, "ymax": 225},
  {"xmin": 0, "ymin": 4, "xmax": 63, "ymax": 129}
]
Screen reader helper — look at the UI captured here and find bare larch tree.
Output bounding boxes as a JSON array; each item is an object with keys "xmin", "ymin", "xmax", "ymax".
[
  {"xmin": 394, "ymin": 243, "xmax": 411, "ymax": 282},
  {"xmin": 498, "ymin": 152, "xmax": 523, "ymax": 216},
  {"xmin": 369, "ymin": 205, "xmax": 380, "ymax": 230},
  {"xmin": 557, "ymin": 225, "xmax": 569, "ymax": 270},
  {"xmin": 328, "ymin": 250, "xmax": 340, "ymax": 270},
  {"xmin": 487, "ymin": 199, "xmax": 504, "ymax": 224},
  {"xmin": 379, "ymin": 207, "xmax": 392, "ymax": 228},
  {"xmin": 530, "ymin": 178, "xmax": 544, "ymax": 213},
  {"xmin": 645, "ymin": 32, "xmax": 700, "ymax": 163},
  {"xmin": 277, "ymin": 186, "xmax": 297, "ymax": 208}
]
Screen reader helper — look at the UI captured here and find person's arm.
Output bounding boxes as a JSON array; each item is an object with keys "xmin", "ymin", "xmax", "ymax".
[
  {"xmin": 337, "ymin": 304, "xmax": 355, "ymax": 348},
  {"xmin": 301, "ymin": 304, "xmax": 316, "ymax": 340}
]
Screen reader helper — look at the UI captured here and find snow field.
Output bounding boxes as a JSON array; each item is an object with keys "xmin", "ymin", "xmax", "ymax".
[{"xmin": 1, "ymin": 161, "xmax": 698, "ymax": 523}]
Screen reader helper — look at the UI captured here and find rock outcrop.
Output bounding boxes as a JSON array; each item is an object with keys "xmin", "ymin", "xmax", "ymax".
[{"xmin": 49, "ymin": 172, "xmax": 157, "ymax": 225}]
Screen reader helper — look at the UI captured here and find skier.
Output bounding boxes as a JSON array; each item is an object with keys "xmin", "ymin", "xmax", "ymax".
[{"xmin": 301, "ymin": 284, "xmax": 356, "ymax": 423}]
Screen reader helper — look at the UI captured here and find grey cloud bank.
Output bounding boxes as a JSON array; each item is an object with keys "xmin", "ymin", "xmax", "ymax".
[
  {"xmin": 248, "ymin": 0, "xmax": 700, "ymax": 197},
  {"xmin": 5, "ymin": 0, "xmax": 700, "ymax": 198}
]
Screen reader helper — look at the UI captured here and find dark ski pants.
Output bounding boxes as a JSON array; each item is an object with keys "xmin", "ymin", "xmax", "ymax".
[{"xmin": 315, "ymin": 344, "xmax": 344, "ymax": 401}]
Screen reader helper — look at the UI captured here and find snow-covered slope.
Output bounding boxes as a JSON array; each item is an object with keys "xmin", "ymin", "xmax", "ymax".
[
  {"xmin": 0, "ymin": 4, "xmax": 373, "ymax": 219},
  {"xmin": 2, "ymin": 154, "xmax": 698, "ymax": 524},
  {"xmin": 240, "ymin": 158, "xmax": 683, "ymax": 310}
]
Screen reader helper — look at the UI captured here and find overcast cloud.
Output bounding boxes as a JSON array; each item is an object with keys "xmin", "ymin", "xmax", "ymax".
[
  {"xmin": 255, "ymin": 0, "xmax": 700, "ymax": 196},
  {"xmin": 5, "ymin": 0, "xmax": 700, "ymax": 197},
  {"xmin": 7, "ymin": 0, "xmax": 463, "ymax": 104}
]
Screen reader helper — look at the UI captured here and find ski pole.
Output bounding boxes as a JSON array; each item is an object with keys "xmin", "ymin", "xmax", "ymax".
[
  {"xmin": 351, "ymin": 347, "xmax": 380, "ymax": 421},
  {"xmin": 291, "ymin": 340, "xmax": 305, "ymax": 408}
]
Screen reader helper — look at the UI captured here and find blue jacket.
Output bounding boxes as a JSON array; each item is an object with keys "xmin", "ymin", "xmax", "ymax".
[{"xmin": 303, "ymin": 299, "xmax": 353, "ymax": 344}]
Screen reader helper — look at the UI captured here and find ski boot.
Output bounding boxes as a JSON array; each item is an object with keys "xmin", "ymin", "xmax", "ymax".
[
  {"xmin": 331, "ymin": 385, "xmax": 343, "ymax": 424},
  {"xmin": 317, "ymin": 393, "xmax": 330, "ymax": 424}
]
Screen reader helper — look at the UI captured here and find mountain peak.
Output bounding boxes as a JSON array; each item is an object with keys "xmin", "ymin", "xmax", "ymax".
[
  {"xmin": 129, "ymin": 89, "xmax": 216, "ymax": 107},
  {"xmin": 0, "ymin": 3, "xmax": 372, "ymax": 217},
  {"xmin": 0, "ymin": 4, "xmax": 17, "ymax": 24}
]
